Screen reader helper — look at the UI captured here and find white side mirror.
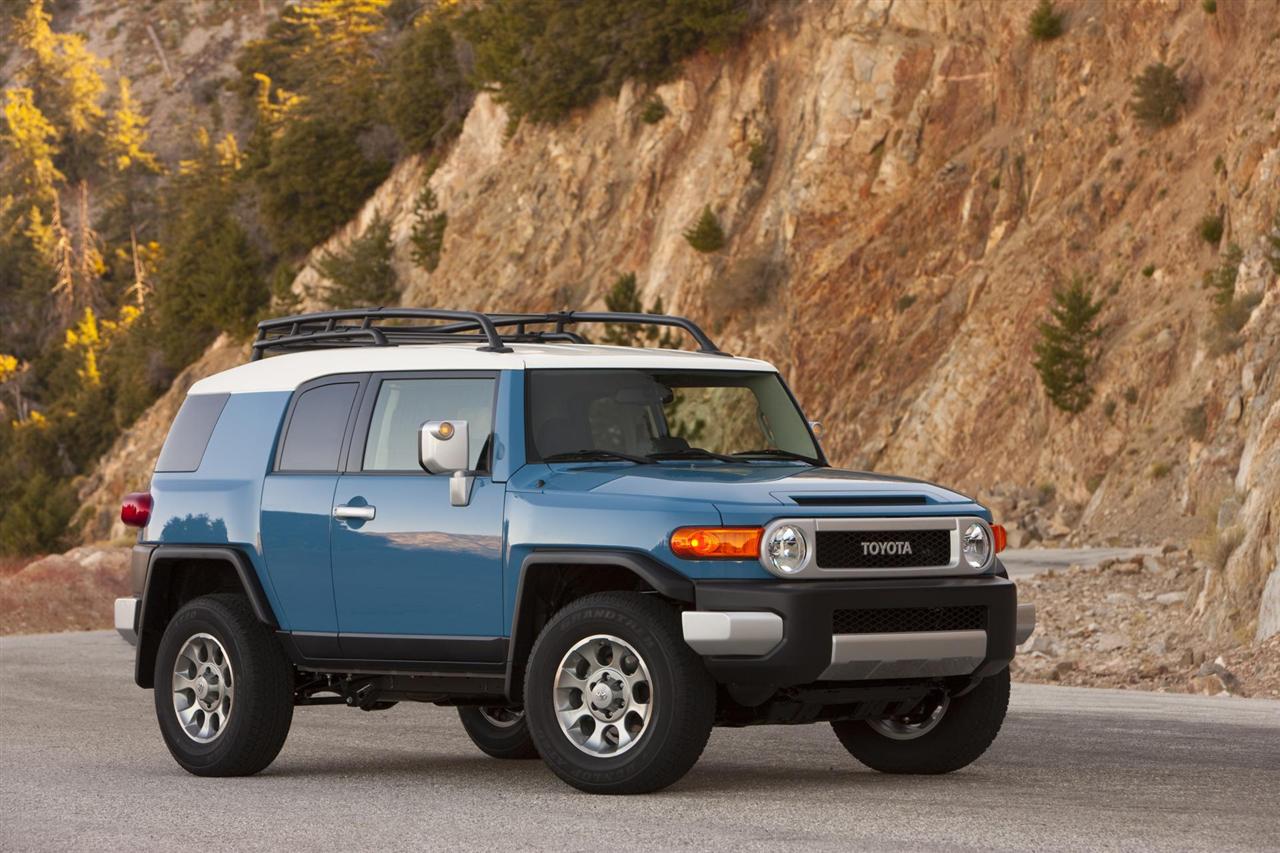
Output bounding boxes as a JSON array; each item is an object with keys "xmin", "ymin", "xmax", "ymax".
[
  {"xmin": 419, "ymin": 420, "xmax": 474, "ymax": 507},
  {"xmin": 419, "ymin": 419, "xmax": 470, "ymax": 474}
]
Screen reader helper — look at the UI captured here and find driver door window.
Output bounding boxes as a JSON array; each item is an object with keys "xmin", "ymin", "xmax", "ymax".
[{"xmin": 362, "ymin": 377, "xmax": 495, "ymax": 472}]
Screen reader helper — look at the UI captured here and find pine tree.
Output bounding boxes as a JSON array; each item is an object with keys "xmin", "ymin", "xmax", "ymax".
[
  {"xmin": 1130, "ymin": 63, "xmax": 1184, "ymax": 130},
  {"xmin": 409, "ymin": 186, "xmax": 447, "ymax": 272},
  {"xmin": 105, "ymin": 79, "xmax": 161, "ymax": 176},
  {"xmin": 384, "ymin": 13, "xmax": 470, "ymax": 151},
  {"xmin": 601, "ymin": 273, "xmax": 679, "ymax": 348},
  {"xmin": 1, "ymin": 87, "xmax": 64, "ymax": 205},
  {"xmin": 313, "ymin": 213, "xmax": 398, "ymax": 307},
  {"xmin": 683, "ymin": 205, "xmax": 726, "ymax": 253},
  {"xmin": 1027, "ymin": 0, "xmax": 1064, "ymax": 41},
  {"xmin": 12, "ymin": 0, "xmax": 107, "ymax": 178},
  {"xmin": 1033, "ymin": 277, "xmax": 1105, "ymax": 414}
]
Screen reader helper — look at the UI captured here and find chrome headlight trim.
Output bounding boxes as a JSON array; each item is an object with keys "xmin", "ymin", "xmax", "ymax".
[{"xmin": 764, "ymin": 524, "xmax": 809, "ymax": 575}]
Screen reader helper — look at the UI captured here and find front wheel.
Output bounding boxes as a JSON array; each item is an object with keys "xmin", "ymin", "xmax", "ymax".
[
  {"xmin": 457, "ymin": 706, "xmax": 539, "ymax": 759},
  {"xmin": 831, "ymin": 667, "xmax": 1010, "ymax": 774},
  {"xmin": 153, "ymin": 594, "xmax": 294, "ymax": 776},
  {"xmin": 523, "ymin": 592, "xmax": 715, "ymax": 794}
]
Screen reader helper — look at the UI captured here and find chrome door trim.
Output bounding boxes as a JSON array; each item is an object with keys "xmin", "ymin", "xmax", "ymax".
[{"xmin": 334, "ymin": 504, "xmax": 376, "ymax": 520}]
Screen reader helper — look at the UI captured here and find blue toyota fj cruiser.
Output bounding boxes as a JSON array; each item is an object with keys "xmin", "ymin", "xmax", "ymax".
[{"xmin": 115, "ymin": 308, "xmax": 1034, "ymax": 794}]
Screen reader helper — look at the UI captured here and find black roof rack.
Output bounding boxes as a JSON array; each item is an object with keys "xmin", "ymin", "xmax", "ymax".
[{"xmin": 250, "ymin": 308, "xmax": 727, "ymax": 361}]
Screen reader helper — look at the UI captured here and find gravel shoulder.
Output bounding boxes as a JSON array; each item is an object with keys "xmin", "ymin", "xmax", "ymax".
[{"xmin": 1012, "ymin": 550, "xmax": 1280, "ymax": 699}]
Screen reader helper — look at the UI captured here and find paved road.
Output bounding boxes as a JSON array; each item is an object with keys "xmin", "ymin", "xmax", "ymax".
[
  {"xmin": 2, "ymin": 632, "xmax": 1278, "ymax": 852},
  {"xmin": 1001, "ymin": 547, "xmax": 1159, "ymax": 578}
]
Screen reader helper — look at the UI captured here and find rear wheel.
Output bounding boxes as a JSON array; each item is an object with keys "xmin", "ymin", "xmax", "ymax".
[
  {"xmin": 153, "ymin": 594, "xmax": 294, "ymax": 776},
  {"xmin": 831, "ymin": 667, "xmax": 1010, "ymax": 774},
  {"xmin": 457, "ymin": 706, "xmax": 539, "ymax": 759},
  {"xmin": 523, "ymin": 592, "xmax": 715, "ymax": 794}
]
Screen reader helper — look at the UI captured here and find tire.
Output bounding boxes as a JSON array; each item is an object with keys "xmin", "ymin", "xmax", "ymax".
[
  {"xmin": 457, "ymin": 706, "xmax": 539, "ymax": 760},
  {"xmin": 831, "ymin": 667, "xmax": 1010, "ymax": 774},
  {"xmin": 153, "ymin": 594, "xmax": 294, "ymax": 776},
  {"xmin": 523, "ymin": 592, "xmax": 715, "ymax": 794}
]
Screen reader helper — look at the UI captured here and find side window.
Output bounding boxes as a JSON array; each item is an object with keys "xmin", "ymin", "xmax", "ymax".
[
  {"xmin": 278, "ymin": 383, "xmax": 359, "ymax": 472},
  {"xmin": 363, "ymin": 377, "xmax": 495, "ymax": 472},
  {"xmin": 156, "ymin": 393, "xmax": 229, "ymax": 473}
]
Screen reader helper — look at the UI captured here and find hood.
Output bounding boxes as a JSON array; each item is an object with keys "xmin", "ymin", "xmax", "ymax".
[{"xmin": 535, "ymin": 463, "xmax": 981, "ymax": 518}]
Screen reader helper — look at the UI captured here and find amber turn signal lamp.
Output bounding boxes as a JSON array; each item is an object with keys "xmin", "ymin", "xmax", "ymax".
[
  {"xmin": 670, "ymin": 526, "xmax": 763, "ymax": 559},
  {"xmin": 992, "ymin": 524, "xmax": 1008, "ymax": 554}
]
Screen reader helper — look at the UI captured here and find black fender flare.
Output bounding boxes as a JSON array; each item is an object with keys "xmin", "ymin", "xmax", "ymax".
[
  {"xmin": 134, "ymin": 545, "xmax": 278, "ymax": 687},
  {"xmin": 504, "ymin": 549, "xmax": 695, "ymax": 701}
]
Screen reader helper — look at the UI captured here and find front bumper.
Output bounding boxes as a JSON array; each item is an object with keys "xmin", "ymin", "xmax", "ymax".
[
  {"xmin": 114, "ymin": 596, "xmax": 139, "ymax": 645},
  {"xmin": 682, "ymin": 576, "xmax": 1021, "ymax": 690}
]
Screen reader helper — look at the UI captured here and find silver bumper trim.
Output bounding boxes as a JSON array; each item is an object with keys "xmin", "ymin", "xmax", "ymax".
[
  {"xmin": 114, "ymin": 597, "xmax": 139, "ymax": 646},
  {"xmin": 681, "ymin": 611, "xmax": 784, "ymax": 656},
  {"xmin": 1015, "ymin": 603, "xmax": 1037, "ymax": 646},
  {"xmin": 819, "ymin": 629, "xmax": 987, "ymax": 680}
]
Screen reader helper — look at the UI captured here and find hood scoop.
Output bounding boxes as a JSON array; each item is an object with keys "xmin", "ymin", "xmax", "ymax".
[{"xmin": 789, "ymin": 495, "xmax": 928, "ymax": 507}]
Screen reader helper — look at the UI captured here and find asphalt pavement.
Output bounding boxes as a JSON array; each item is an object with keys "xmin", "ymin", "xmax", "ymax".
[{"xmin": 2, "ymin": 631, "xmax": 1278, "ymax": 852}]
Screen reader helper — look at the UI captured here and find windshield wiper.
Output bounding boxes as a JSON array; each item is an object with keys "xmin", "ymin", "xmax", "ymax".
[
  {"xmin": 543, "ymin": 449, "xmax": 652, "ymax": 464},
  {"xmin": 730, "ymin": 448, "xmax": 819, "ymax": 464},
  {"xmin": 646, "ymin": 448, "xmax": 738, "ymax": 463}
]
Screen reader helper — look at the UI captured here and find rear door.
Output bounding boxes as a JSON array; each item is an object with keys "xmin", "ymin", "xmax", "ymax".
[
  {"xmin": 331, "ymin": 371, "xmax": 506, "ymax": 663},
  {"xmin": 259, "ymin": 376, "xmax": 364, "ymax": 646}
]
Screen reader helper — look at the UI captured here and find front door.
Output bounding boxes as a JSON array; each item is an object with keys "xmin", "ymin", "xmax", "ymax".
[{"xmin": 331, "ymin": 373, "xmax": 505, "ymax": 663}]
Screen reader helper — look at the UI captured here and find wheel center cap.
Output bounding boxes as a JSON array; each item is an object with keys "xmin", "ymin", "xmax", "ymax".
[
  {"xmin": 591, "ymin": 682, "xmax": 614, "ymax": 708},
  {"xmin": 194, "ymin": 677, "xmax": 209, "ymax": 699}
]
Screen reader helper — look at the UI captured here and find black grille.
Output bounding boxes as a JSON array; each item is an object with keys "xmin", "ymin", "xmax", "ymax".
[
  {"xmin": 832, "ymin": 606, "xmax": 986, "ymax": 635},
  {"xmin": 815, "ymin": 528, "xmax": 950, "ymax": 569}
]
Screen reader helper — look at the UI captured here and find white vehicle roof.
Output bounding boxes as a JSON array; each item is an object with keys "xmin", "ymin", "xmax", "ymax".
[{"xmin": 189, "ymin": 343, "xmax": 778, "ymax": 395}]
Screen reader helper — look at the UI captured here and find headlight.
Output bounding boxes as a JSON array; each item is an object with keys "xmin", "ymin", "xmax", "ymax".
[
  {"xmin": 765, "ymin": 524, "xmax": 808, "ymax": 575},
  {"xmin": 962, "ymin": 523, "xmax": 991, "ymax": 568}
]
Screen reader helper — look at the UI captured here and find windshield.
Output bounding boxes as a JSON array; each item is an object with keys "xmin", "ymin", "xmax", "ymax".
[{"xmin": 526, "ymin": 369, "xmax": 821, "ymax": 464}]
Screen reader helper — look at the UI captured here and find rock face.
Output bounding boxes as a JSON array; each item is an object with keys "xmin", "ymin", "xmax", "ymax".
[
  {"xmin": 0, "ymin": 546, "xmax": 131, "ymax": 635},
  {"xmin": 75, "ymin": 1, "xmax": 1280, "ymax": 639}
]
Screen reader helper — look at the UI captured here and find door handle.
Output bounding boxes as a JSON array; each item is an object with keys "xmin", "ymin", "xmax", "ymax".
[{"xmin": 334, "ymin": 504, "xmax": 376, "ymax": 521}]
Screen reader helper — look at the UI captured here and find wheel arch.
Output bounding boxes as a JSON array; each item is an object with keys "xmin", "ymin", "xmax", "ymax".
[
  {"xmin": 504, "ymin": 550, "xmax": 694, "ymax": 702},
  {"xmin": 135, "ymin": 546, "xmax": 278, "ymax": 688}
]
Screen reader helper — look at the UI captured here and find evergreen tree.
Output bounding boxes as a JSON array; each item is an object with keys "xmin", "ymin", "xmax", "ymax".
[
  {"xmin": 683, "ymin": 205, "xmax": 726, "ymax": 253},
  {"xmin": 12, "ymin": 0, "xmax": 107, "ymax": 178},
  {"xmin": 460, "ymin": 0, "xmax": 751, "ymax": 125},
  {"xmin": 1, "ymin": 87, "xmax": 63, "ymax": 206},
  {"xmin": 383, "ymin": 13, "xmax": 471, "ymax": 151},
  {"xmin": 254, "ymin": 114, "xmax": 391, "ymax": 256},
  {"xmin": 1027, "ymin": 0, "xmax": 1064, "ymax": 41},
  {"xmin": 1130, "ymin": 63, "xmax": 1184, "ymax": 130},
  {"xmin": 1033, "ymin": 277, "xmax": 1105, "ymax": 414},
  {"xmin": 408, "ymin": 186, "xmax": 447, "ymax": 272},
  {"xmin": 312, "ymin": 213, "xmax": 398, "ymax": 307},
  {"xmin": 601, "ymin": 273, "xmax": 678, "ymax": 348}
]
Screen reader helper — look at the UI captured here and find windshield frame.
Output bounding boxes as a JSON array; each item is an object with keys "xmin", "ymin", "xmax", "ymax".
[{"xmin": 523, "ymin": 367, "xmax": 828, "ymax": 467}]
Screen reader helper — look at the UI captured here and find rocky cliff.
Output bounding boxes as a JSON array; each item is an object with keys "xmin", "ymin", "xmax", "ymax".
[{"xmin": 77, "ymin": 0, "xmax": 1279, "ymax": 642}]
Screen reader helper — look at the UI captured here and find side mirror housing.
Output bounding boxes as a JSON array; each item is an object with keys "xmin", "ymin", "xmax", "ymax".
[
  {"xmin": 419, "ymin": 419, "xmax": 470, "ymax": 474},
  {"xmin": 419, "ymin": 420, "xmax": 475, "ymax": 507}
]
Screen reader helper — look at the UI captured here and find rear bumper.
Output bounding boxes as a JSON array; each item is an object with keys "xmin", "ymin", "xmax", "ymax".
[
  {"xmin": 114, "ymin": 596, "xmax": 139, "ymax": 645},
  {"xmin": 683, "ymin": 575, "xmax": 1019, "ymax": 690}
]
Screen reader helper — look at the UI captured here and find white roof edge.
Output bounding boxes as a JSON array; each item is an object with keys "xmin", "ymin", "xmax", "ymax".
[{"xmin": 188, "ymin": 343, "xmax": 778, "ymax": 395}]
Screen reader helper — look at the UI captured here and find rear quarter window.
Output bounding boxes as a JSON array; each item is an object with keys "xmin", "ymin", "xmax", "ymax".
[
  {"xmin": 277, "ymin": 382, "xmax": 360, "ymax": 472},
  {"xmin": 155, "ymin": 394, "xmax": 230, "ymax": 473}
]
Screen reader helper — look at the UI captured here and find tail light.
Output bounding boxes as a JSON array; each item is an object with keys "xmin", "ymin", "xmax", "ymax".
[
  {"xmin": 992, "ymin": 523, "xmax": 1008, "ymax": 554},
  {"xmin": 670, "ymin": 526, "xmax": 762, "ymax": 559},
  {"xmin": 121, "ymin": 492, "xmax": 153, "ymax": 528}
]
